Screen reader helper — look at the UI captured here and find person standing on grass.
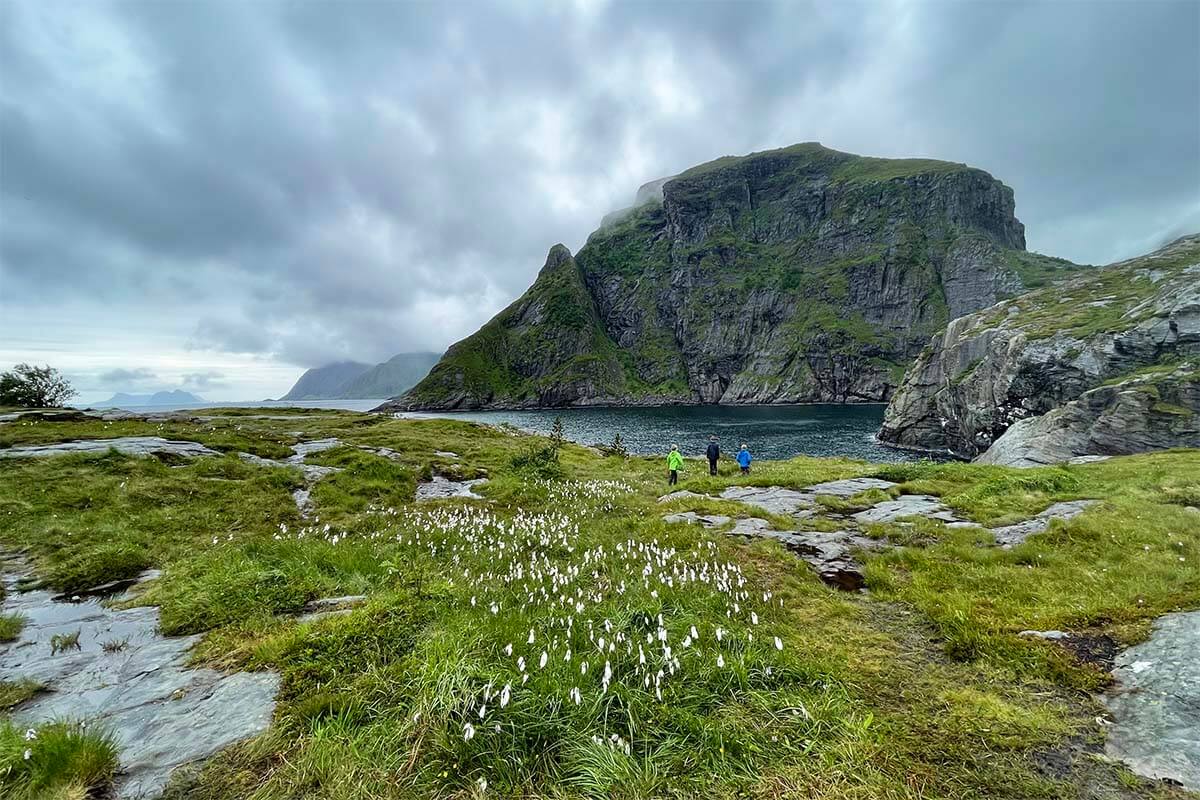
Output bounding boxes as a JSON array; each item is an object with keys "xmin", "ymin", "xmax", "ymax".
[
  {"xmin": 667, "ymin": 444, "xmax": 684, "ymax": 485},
  {"xmin": 737, "ymin": 443, "xmax": 752, "ymax": 474},
  {"xmin": 705, "ymin": 435, "xmax": 720, "ymax": 475}
]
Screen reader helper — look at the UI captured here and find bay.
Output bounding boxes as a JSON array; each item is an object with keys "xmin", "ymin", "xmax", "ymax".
[
  {"xmin": 404, "ymin": 404, "xmax": 920, "ymax": 462},
  {"xmin": 91, "ymin": 399, "xmax": 922, "ymax": 462}
]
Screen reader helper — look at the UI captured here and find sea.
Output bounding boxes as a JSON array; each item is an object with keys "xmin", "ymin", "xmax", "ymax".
[{"xmin": 99, "ymin": 399, "xmax": 921, "ymax": 462}]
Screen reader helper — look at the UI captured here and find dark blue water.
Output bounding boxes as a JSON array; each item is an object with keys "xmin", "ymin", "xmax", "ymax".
[{"xmin": 405, "ymin": 404, "xmax": 917, "ymax": 462}]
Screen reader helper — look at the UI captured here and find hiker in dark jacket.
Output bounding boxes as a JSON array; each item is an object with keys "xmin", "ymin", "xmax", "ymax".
[{"xmin": 705, "ymin": 436, "xmax": 720, "ymax": 475}]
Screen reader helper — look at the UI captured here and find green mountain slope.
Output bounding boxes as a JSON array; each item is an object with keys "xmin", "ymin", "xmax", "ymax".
[{"xmin": 388, "ymin": 143, "xmax": 1080, "ymax": 410}]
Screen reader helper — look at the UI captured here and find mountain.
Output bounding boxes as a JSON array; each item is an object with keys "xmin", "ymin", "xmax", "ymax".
[
  {"xmin": 338, "ymin": 353, "xmax": 442, "ymax": 399},
  {"xmin": 383, "ymin": 142, "xmax": 1079, "ymax": 411},
  {"xmin": 281, "ymin": 354, "xmax": 440, "ymax": 401},
  {"xmin": 280, "ymin": 361, "xmax": 372, "ymax": 401},
  {"xmin": 96, "ymin": 390, "xmax": 205, "ymax": 408},
  {"xmin": 879, "ymin": 234, "xmax": 1200, "ymax": 463}
]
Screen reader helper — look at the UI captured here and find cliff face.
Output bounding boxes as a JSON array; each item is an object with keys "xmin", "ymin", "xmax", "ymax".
[
  {"xmin": 388, "ymin": 143, "xmax": 1067, "ymax": 411},
  {"xmin": 878, "ymin": 234, "xmax": 1200, "ymax": 461}
]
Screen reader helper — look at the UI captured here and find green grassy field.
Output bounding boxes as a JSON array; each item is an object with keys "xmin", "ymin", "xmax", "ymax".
[{"xmin": 0, "ymin": 409, "xmax": 1197, "ymax": 799}]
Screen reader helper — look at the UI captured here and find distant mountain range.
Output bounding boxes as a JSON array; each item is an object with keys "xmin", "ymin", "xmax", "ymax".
[
  {"xmin": 281, "ymin": 352, "xmax": 441, "ymax": 401},
  {"xmin": 96, "ymin": 390, "xmax": 205, "ymax": 408}
]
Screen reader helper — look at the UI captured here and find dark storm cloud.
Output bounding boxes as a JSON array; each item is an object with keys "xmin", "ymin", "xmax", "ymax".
[{"xmin": 2, "ymin": 0, "xmax": 1197, "ymax": 370}]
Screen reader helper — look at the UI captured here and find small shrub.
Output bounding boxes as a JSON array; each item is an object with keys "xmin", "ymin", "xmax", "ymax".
[
  {"xmin": 510, "ymin": 444, "xmax": 564, "ymax": 480},
  {"xmin": 599, "ymin": 432, "xmax": 628, "ymax": 458},
  {"xmin": 101, "ymin": 638, "xmax": 129, "ymax": 653},
  {"xmin": 49, "ymin": 630, "xmax": 81, "ymax": 655}
]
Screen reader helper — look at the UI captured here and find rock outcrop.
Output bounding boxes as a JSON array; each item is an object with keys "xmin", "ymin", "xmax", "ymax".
[
  {"xmin": 879, "ymin": 235, "xmax": 1200, "ymax": 461},
  {"xmin": 383, "ymin": 143, "xmax": 1072, "ymax": 411}
]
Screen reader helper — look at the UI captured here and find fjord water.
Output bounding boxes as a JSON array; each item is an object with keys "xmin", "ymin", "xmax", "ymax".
[
  {"xmin": 406, "ymin": 404, "xmax": 917, "ymax": 462},
  {"xmin": 93, "ymin": 399, "xmax": 916, "ymax": 461}
]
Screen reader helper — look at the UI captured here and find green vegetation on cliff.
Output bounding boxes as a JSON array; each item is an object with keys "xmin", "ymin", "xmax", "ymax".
[{"xmin": 393, "ymin": 143, "xmax": 1062, "ymax": 411}]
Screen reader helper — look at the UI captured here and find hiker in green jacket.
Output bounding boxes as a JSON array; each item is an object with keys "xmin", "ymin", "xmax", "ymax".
[{"xmin": 667, "ymin": 444, "xmax": 684, "ymax": 485}]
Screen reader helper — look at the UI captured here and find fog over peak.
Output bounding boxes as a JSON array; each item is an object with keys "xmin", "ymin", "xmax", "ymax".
[{"xmin": 2, "ymin": 0, "xmax": 1197, "ymax": 401}]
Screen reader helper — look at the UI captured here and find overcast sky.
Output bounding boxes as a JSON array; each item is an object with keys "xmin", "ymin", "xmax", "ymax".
[{"xmin": 2, "ymin": 0, "xmax": 1198, "ymax": 402}]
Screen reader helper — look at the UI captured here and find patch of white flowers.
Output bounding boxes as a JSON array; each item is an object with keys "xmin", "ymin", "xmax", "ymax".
[{"xmin": 256, "ymin": 479, "xmax": 787, "ymax": 759}]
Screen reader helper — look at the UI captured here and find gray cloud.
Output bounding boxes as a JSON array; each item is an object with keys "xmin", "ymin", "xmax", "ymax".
[
  {"xmin": 1, "ymin": 0, "xmax": 1197, "ymax": 383},
  {"xmin": 98, "ymin": 368, "xmax": 157, "ymax": 385},
  {"xmin": 181, "ymin": 371, "xmax": 228, "ymax": 390}
]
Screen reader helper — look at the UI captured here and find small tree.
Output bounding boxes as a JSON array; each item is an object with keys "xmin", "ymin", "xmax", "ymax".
[
  {"xmin": 604, "ymin": 432, "xmax": 628, "ymax": 458},
  {"xmin": 0, "ymin": 364, "xmax": 77, "ymax": 408},
  {"xmin": 549, "ymin": 416, "xmax": 566, "ymax": 452}
]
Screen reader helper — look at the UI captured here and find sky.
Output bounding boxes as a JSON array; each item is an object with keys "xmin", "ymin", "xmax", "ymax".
[{"xmin": 2, "ymin": 0, "xmax": 1198, "ymax": 403}]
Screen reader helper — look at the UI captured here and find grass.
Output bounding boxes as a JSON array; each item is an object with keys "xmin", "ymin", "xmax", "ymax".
[
  {"xmin": 0, "ymin": 679, "xmax": 43, "ymax": 710},
  {"xmin": 1, "ymin": 411, "xmax": 1197, "ymax": 799},
  {"xmin": 0, "ymin": 719, "xmax": 120, "ymax": 799},
  {"xmin": 0, "ymin": 612, "xmax": 26, "ymax": 642}
]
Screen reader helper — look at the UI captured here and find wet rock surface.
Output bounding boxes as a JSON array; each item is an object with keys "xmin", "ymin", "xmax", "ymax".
[
  {"xmin": 730, "ymin": 527, "xmax": 884, "ymax": 592},
  {"xmin": 416, "ymin": 476, "xmax": 487, "ymax": 501},
  {"xmin": 1102, "ymin": 610, "xmax": 1200, "ymax": 791},
  {"xmin": 0, "ymin": 569, "xmax": 279, "ymax": 799},
  {"xmin": 0, "ymin": 436, "xmax": 220, "ymax": 460},
  {"xmin": 990, "ymin": 500, "xmax": 1097, "ymax": 548},
  {"xmin": 663, "ymin": 511, "xmax": 732, "ymax": 528},
  {"xmin": 852, "ymin": 495, "xmax": 961, "ymax": 524},
  {"xmin": 806, "ymin": 477, "xmax": 898, "ymax": 497},
  {"xmin": 718, "ymin": 486, "xmax": 816, "ymax": 516}
]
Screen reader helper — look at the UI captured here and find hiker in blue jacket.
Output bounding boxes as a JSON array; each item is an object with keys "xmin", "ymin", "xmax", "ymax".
[{"xmin": 736, "ymin": 443, "xmax": 752, "ymax": 474}]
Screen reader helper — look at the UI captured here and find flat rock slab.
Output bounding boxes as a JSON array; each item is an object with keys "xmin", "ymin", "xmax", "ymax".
[
  {"xmin": 1102, "ymin": 610, "xmax": 1200, "ymax": 791},
  {"xmin": 0, "ymin": 437, "xmax": 219, "ymax": 460},
  {"xmin": 238, "ymin": 452, "xmax": 338, "ymax": 484},
  {"xmin": 990, "ymin": 500, "xmax": 1097, "ymax": 548},
  {"xmin": 805, "ymin": 477, "xmax": 897, "ymax": 498},
  {"xmin": 852, "ymin": 495, "xmax": 960, "ymax": 524},
  {"xmin": 289, "ymin": 438, "xmax": 342, "ymax": 461},
  {"xmin": 663, "ymin": 512, "xmax": 732, "ymax": 528},
  {"xmin": 720, "ymin": 486, "xmax": 816, "ymax": 516},
  {"xmin": 0, "ymin": 571, "xmax": 279, "ymax": 799},
  {"xmin": 416, "ymin": 476, "xmax": 486, "ymax": 501}
]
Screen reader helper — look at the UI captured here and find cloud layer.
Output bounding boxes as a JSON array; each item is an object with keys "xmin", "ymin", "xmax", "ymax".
[{"xmin": 2, "ymin": 0, "xmax": 1197, "ymax": 399}]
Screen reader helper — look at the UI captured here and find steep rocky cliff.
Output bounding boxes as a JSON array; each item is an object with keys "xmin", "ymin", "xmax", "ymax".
[
  {"xmin": 878, "ymin": 234, "xmax": 1200, "ymax": 461},
  {"xmin": 387, "ymin": 143, "xmax": 1073, "ymax": 411}
]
